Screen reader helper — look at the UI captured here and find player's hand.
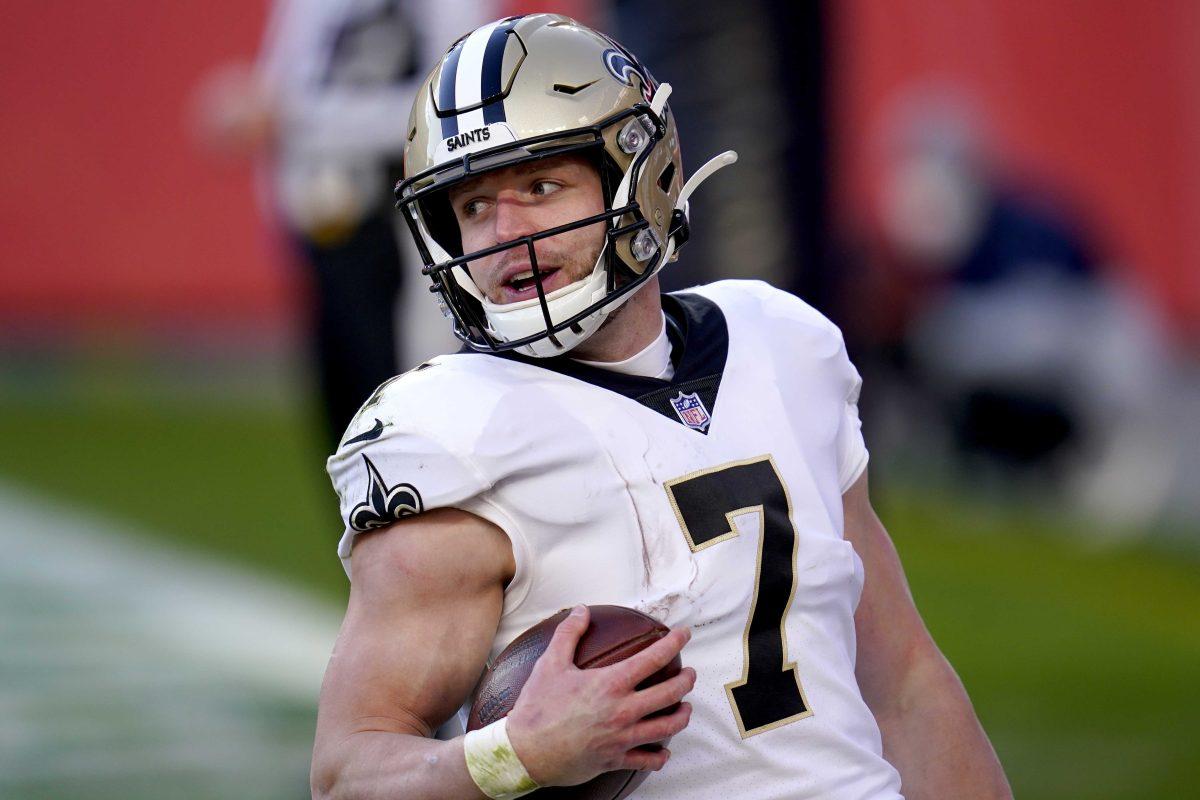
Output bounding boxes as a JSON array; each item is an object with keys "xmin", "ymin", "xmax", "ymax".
[{"xmin": 504, "ymin": 605, "xmax": 696, "ymax": 787}]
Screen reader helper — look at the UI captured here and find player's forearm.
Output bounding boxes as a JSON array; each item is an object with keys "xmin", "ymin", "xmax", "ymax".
[
  {"xmin": 311, "ymin": 731, "xmax": 485, "ymax": 800},
  {"xmin": 873, "ymin": 647, "xmax": 1012, "ymax": 800}
]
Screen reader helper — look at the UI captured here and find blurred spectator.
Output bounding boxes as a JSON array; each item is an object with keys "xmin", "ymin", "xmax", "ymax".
[
  {"xmin": 835, "ymin": 88, "xmax": 1173, "ymax": 525},
  {"xmin": 195, "ymin": 0, "xmax": 492, "ymax": 448}
]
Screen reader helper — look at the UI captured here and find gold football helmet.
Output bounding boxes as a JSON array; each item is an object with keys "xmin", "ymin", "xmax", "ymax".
[{"xmin": 396, "ymin": 14, "xmax": 736, "ymax": 357}]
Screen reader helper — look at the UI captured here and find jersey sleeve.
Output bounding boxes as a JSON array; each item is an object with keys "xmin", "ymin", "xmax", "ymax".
[
  {"xmin": 835, "ymin": 361, "xmax": 870, "ymax": 493},
  {"xmin": 326, "ymin": 411, "xmax": 527, "ymax": 581}
]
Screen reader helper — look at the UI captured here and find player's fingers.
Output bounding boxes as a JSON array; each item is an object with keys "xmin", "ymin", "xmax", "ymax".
[
  {"xmin": 625, "ymin": 702, "xmax": 692, "ymax": 749},
  {"xmin": 628, "ymin": 667, "xmax": 696, "ymax": 718},
  {"xmin": 615, "ymin": 626, "xmax": 690, "ymax": 687},
  {"xmin": 543, "ymin": 605, "xmax": 590, "ymax": 666},
  {"xmin": 620, "ymin": 746, "xmax": 671, "ymax": 772}
]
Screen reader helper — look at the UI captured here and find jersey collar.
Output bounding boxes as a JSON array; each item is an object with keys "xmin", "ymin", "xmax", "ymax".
[{"xmin": 460, "ymin": 291, "xmax": 729, "ymax": 433}]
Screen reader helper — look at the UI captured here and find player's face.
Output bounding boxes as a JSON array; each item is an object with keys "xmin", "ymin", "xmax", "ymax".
[{"xmin": 448, "ymin": 154, "xmax": 606, "ymax": 305}]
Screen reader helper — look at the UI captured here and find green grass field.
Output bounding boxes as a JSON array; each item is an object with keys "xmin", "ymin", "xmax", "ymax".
[{"xmin": 2, "ymin": 364, "xmax": 1197, "ymax": 799}]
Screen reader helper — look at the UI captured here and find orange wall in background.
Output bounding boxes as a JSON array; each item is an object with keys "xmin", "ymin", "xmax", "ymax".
[
  {"xmin": 0, "ymin": 1, "xmax": 283, "ymax": 335},
  {"xmin": 3, "ymin": 2, "xmax": 1196, "ymax": 339},
  {"xmin": 0, "ymin": 2, "xmax": 591, "ymax": 340},
  {"xmin": 830, "ymin": 0, "xmax": 1200, "ymax": 336}
]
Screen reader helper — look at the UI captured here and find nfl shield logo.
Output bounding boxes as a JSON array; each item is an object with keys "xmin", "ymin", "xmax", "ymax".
[{"xmin": 670, "ymin": 391, "xmax": 711, "ymax": 432}]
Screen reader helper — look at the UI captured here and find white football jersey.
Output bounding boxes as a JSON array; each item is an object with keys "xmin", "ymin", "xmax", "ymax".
[{"xmin": 327, "ymin": 280, "xmax": 904, "ymax": 800}]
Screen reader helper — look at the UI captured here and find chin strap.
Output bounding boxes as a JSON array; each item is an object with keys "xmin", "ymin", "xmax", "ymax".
[
  {"xmin": 667, "ymin": 149, "xmax": 738, "ymax": 251},
  {"xmin": 679, "ymin": 150, "xmax": 738, "ymax": 212},
  {"xmin": 649, "ymin": 81, "xmax": 739, "ymax": 216},
  {"xmin": 650, "ymin": 82, "xmax": 673, "ymax": 117}
]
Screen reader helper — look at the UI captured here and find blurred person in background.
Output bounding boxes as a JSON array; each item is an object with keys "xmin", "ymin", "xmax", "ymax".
[
  {"xmin": 834, "ymin": 88, "xmax": 1173, "ymax": 527},
  {"xmin": 196, "ymin": 0, "xmax": 494, "ymax": 449}
]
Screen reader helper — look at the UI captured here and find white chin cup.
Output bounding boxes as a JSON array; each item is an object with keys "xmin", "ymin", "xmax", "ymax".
[
  {"xmin": 418, "ymin": 84, "xmax": 736, "ymax": 358},
  {"xmin": 479, "ymin": 226, "xmax": 681, "ymax": 358},
  {"xmin": 479, "ymin": 259, "xmax": 612, "ymax": 358}
]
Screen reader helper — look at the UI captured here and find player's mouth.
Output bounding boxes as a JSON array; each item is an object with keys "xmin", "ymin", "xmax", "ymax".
[{"xmin": 500, "ymin": 267, "xmax": 562, "ymax": 303}]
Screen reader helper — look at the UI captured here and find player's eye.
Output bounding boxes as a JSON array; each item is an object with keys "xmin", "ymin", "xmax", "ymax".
[
  {"xmin": 530, "ymin": 179, "xmax": 561, "ymax": 197},
  {"xmin": 461, "ymin": 198, "xmax": 488, "ymax": 218}
]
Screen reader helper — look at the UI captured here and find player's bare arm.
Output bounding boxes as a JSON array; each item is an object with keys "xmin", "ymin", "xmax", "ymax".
[
  {"xmin": 310, "ymin": 508, "xmax": 694, "ymax": 800},
  {"xmin": 310, "ymin": 508, "xmax": 510, "ymax": 799},
  {"xmin": 844, "ymin": 471, "xmax": 1012, "ymax": 800}
]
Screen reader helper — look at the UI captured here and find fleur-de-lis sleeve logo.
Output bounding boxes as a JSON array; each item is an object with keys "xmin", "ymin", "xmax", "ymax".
[{"xmin": 349, "ymin": 455, "xmax": 424, "ymax": 532}]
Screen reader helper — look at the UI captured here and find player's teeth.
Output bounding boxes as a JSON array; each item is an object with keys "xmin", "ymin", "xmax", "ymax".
[{"xmin": 513, "ymin": 271, "xmax": 534, "ymax": 282}]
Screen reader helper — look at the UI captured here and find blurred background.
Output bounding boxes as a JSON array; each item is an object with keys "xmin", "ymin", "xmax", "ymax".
[{"xmin": 2, "ymin": 1, "xmax": 1197, "ymax": 798}]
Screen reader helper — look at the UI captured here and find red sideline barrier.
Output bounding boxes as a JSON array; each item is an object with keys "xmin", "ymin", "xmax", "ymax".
[
  {"xmin": 0, "ymin": 1, "xmax": 289, "ymax": 335},
  {"xmin": 1, "ymin": 2, "xmax": 1196, "ymax": 338},
  {"xmin": 831, "ymin": 0, "xmax": 1200, "ymax": 336}
]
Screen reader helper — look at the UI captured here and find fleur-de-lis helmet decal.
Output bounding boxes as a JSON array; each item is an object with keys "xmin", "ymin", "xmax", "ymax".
[{"xmin": 349, "ymin": 455, "xmax": 424, "ymax": 532}]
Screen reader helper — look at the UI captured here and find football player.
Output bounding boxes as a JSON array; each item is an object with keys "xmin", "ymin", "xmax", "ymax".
[{"xmin": 312, "ymin": 14, "xmax": 1012, "ymax": 800}]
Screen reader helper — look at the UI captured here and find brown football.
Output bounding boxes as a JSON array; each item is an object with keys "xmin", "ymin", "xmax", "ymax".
[{"xmin": 467, "ymin": 605, "xmax": 681, "ymax": 800}]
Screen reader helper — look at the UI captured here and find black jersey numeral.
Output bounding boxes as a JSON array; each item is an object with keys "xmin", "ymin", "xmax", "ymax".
[{"xmin": 664, "ymin": 456, "xmax": 812, "ymax": 737}]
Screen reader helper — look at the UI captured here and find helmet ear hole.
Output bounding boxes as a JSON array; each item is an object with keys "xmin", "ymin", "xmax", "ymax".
[{"xmin": 657, "ymin": 162, "xmax": 676, "ymax": 193}]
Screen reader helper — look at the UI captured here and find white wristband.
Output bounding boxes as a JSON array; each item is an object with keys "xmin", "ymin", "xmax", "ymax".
[{"xmin": 463, "ymin": 718, "xmax": 540, "ymax": 800}]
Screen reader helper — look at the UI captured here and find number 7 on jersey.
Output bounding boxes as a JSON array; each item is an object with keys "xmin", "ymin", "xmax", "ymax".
[{"xmin": 664, "ymin": 455, "xmax": 812, "ymax": 737}]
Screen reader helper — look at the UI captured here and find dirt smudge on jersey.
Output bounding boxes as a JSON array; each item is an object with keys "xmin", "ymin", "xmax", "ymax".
[{"xmin": 636, "ymin": 591, "xmax": 695, "ymax": 626}]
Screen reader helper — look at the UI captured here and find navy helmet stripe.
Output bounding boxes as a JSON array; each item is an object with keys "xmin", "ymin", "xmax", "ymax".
[
  {"xmin": 480, "ymin": 18, "xmax": 517, "ymax": 125},
  {"xmin": 438, "ymin": 41, "xmax": 465, "ymax": 139}
]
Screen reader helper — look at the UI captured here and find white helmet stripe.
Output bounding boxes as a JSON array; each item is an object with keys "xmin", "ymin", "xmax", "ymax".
[
  {"xmin": 452, "ymin": 27, "xmax": 490, "ymax": 131},
  {"xmin": 451, "ymin": 19, "xmax": 508, "ymax": 133}
]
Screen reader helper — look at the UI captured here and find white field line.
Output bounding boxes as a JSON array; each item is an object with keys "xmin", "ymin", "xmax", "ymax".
[{"xmin": 0, "ymin": 482, "xmax": 343, "ymax": 795}]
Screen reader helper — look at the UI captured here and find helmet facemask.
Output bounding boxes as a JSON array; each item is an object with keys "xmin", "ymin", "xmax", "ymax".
[
  {"xmin": 397, "ymin": 101, "xmax": 677, "ymax": 357},
  {"xmin": 398, "ymin": 15, "xmax": 737, "ymax": 357}
]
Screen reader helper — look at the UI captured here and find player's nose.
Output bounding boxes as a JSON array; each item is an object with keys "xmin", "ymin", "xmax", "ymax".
[{"xmin": 492, "ymin": 191, "xmax": 539, "ymax": 244}]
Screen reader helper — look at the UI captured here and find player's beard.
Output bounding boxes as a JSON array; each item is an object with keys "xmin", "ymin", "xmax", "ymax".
[{"xmin": 483, "ymin": 223, "xmax": 606, "ymax": 304}]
